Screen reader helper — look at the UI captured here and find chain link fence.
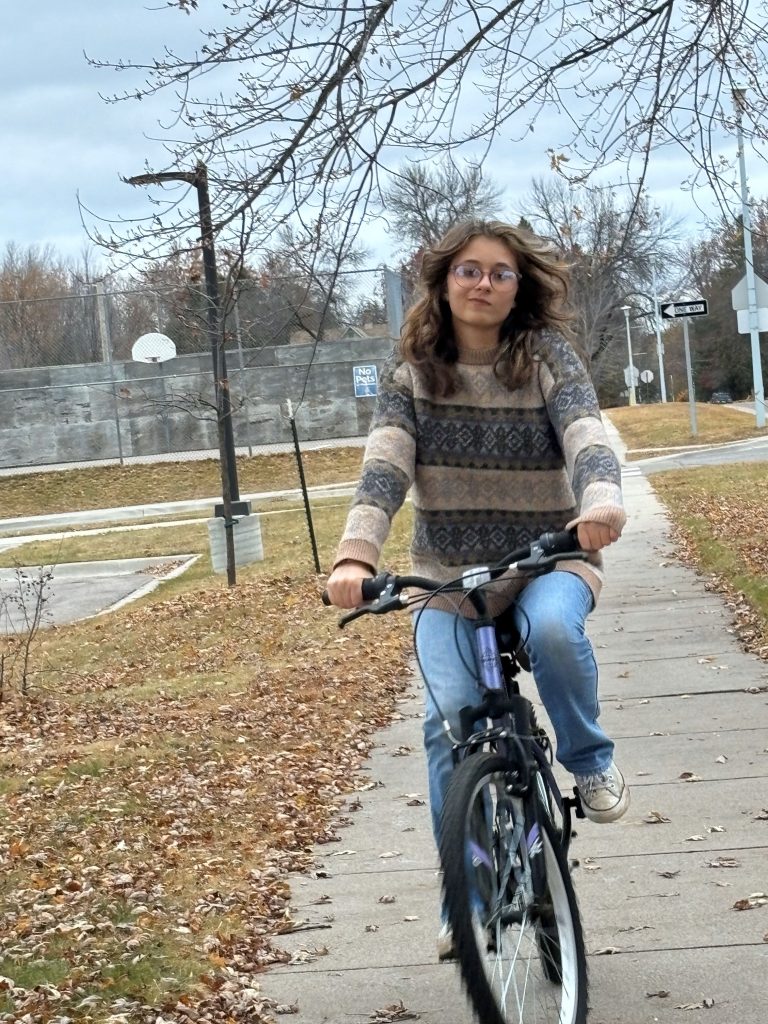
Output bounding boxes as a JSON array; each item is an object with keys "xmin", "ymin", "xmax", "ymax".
[{"xmin": 0, "ymin": 267, "xmax": 404, "ymax": 473}]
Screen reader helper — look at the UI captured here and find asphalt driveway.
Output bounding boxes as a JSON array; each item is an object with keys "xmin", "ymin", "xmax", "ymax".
[{"xmin": 0, "ymin": 556, "xmax": 197, "ymax": 634}]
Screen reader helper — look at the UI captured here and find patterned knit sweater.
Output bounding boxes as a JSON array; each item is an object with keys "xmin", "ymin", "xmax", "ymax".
[{"xmin": 335, "ymin": 331, "xmax": 626, "ymax": 615}]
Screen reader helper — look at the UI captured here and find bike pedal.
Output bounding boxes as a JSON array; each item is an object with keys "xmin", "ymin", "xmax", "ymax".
[{"xmin": 566, "ymin": 788, "xmax": 586, "ymax": 820}]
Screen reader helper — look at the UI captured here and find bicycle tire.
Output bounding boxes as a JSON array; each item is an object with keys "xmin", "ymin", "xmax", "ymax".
[{"xmin": 439, "ymin": 752, "xmax": 587, "ymax": 1024}]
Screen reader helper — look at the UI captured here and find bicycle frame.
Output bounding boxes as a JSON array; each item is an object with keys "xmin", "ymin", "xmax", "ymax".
[{"xmin": 451, "ymin": 583, "xmax": 583, "ymax": 905}]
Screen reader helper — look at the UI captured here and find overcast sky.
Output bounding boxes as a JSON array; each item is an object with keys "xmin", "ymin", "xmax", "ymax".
[{"xmin": 4, "ymin": 2, "xmax": 767, "ymax": 273}]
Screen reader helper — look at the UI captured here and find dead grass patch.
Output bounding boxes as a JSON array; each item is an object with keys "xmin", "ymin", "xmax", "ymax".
[
  {"xmin": 606, "ymin": 403, "xmax": 765, "ymax": 458},
  {"xmin": 0, "ymin": 448, "xmax": 364, "ymax": 520}
]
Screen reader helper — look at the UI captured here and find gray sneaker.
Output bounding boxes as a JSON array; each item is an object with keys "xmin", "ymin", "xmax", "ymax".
[{"xmin": 574, "ymin": 761, "xmax": 630, "ymax": 823}]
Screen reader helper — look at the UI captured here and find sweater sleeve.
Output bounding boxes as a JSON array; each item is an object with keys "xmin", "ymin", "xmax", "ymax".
[
  {"xmin": 537, "ymin": 333, "xmax": 627, "ymax": 536},
  {"xmin": 333, "ymin": 353, "xmax": 417, "ymax": 571}
]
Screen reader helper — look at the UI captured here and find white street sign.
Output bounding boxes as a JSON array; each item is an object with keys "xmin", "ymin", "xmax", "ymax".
[
  {"xmin": 623, "ymin": 365, "xmax": 640, "ymax": 387},
  {"xmin": 737, "ymin": 308, "xmax": 768, "ymax": 333},
  {"xmin": 639, "ymin": 370, "xmax": 654, "ymax": 383},
  {"xmin": 731, "ymin": 272, "xmax": 768, "ymax": 311}
]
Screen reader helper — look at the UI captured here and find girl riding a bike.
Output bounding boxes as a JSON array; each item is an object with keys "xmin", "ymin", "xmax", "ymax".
[{"xmin": 325, "ymin": 219, "xmax": 629, "ymax": 960}]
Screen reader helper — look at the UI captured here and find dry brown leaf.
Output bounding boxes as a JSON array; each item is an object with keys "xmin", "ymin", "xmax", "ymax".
[
  {"xmin": 369, "ymin": 1000, "xmax": 420, "ymax": 1021},
  {"xmin": 644, "ymin": 810, "xmax": 671, "ymax": 824}
]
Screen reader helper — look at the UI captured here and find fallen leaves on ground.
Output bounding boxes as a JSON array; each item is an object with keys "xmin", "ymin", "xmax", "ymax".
[
  {"xmin": 369, "ymin": 1001, "xmax": 420, "ymax": 1021},
  {"xmin": 0, "ymin": 571, "xmax": 412, "ymax": 1022},
  {"xmin": 652, "ymin": 468, "xmax": 768, "ymax": 660}
]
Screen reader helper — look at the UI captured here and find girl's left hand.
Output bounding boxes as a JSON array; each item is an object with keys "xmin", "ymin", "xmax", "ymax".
[{"xmin": 576, "ymin": 521, "xmax": 620, "ymax": 552}]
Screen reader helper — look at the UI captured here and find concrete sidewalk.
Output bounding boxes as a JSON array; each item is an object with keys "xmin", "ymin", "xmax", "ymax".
[{"xmin": 258, "ymin": 431, "xmax": 768, "ymax": 1022}]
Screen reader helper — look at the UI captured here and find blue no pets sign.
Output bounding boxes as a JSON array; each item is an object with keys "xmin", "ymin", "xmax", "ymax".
[{"xmin": 353, "ymin": 364, "xmax": 378, "ymax": 397}]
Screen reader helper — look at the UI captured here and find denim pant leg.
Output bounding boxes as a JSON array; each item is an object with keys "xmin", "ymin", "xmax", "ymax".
[
  {"xmin": 513, "ymin": 571, "xmax": 614, "ymax": 776},
  {"xmin": 413, "ymin": 609, "xmax": 484, "ymax": 848}
]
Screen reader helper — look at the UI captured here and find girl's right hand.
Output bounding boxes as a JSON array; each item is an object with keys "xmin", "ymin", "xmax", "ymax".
[{"xmin": 325, "ymin": 560, "xmax": 374, "ymax": 609}]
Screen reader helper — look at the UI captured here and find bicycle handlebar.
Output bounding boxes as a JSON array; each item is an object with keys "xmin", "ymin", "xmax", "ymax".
[{"xmin": 322, "ymin": 528, "xmax": 586, "ymax": 623}]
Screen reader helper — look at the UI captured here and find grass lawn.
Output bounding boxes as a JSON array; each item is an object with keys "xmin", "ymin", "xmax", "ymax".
[
  {"xmin": 605, "ymin": 403, "xmax": 766, "ymax": 458},
  {"xmin": 0, "ymin": 446, "xmax": 365, "ymax": 520}
]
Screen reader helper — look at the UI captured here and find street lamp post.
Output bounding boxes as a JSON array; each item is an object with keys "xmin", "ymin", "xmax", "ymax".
[
  {"xmin": 126, "ymin": 160, "xmax": 248, "ymax": 585},
  {"xmin": 620, "ymin": 305, "xmax": 637, "ymax": 405},
  {"xmin": 650, "ymin": 261, "xmax": 668, "ymax": 402},
  {"xmin": 732, "ymin": 85, "xmax": 766, "ymax": 428}
]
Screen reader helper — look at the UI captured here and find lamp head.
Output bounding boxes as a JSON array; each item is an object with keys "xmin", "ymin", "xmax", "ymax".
[{"xmin": 732, "ymin": 83, "xmax": 748, "ymax": 111}]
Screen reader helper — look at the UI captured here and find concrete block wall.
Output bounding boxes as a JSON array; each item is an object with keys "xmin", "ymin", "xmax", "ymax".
[{"xmin": 0, "ymin": 337, "xmax": 394, "ymax": 469}]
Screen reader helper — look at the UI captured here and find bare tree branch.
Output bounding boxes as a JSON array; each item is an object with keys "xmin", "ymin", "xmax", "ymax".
[{"xmin": 88, "ymin": 1, "xmax": 768, "ymax": 260}]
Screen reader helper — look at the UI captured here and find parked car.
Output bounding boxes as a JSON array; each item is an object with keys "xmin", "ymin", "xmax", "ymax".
[{"xmin": 709, "ymin": 391, "xmax": 733, "ymax": 404}]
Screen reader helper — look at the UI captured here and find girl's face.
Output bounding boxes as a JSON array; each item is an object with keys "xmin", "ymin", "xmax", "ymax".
[{"xmin": 444, "ymin": 235, "xmax": 521, "ymax": 339}]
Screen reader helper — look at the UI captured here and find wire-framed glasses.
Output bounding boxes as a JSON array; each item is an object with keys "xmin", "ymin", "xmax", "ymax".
[{"xmin": 450, "ymin": 263, "xmax": 522, "ymax": 291}]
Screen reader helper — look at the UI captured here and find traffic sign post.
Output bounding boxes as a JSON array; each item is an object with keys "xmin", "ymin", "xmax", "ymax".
[
  {"xmin": 659, "ymin": 299, "xmax": 708, "ymax": 436},
  {"xmin": 682, "ymin": 317, "xmax": 697, "ymax": 436},
  {"xmin": 731, "ymin": 272, "xmax": 767, "ymax": 428}
]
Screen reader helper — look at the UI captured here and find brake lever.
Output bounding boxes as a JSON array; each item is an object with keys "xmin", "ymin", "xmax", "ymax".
[
  {"xmin": 339, "ymin": 605, "xmax": 371, "ymax": 628},
  {"xmin": 338, "ymin": 590, "xmax": 407, "ymax": 629},
  {"xmin": 515, "ymin": 547, "xmax": 588, "ymax": 573}
]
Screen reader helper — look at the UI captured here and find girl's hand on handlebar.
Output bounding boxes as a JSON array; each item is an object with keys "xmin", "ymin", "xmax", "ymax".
[
  {"xmin": 325, "ymin": 560, "xmax": 374, "ymax": 609},
  {"xmin": 576, "ymin": 521, "xmax": 620, "ymax": 552}
]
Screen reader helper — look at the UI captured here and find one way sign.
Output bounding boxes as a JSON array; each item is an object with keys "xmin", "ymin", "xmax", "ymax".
[{"xmin": 660, "ymin": 299, "xmax": 708, "ymax": 319}]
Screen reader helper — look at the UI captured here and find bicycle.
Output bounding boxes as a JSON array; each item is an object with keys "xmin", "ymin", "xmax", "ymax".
[{"xmin": 324, "ymin": 529, "xmax": 590, "ymax": 1024}]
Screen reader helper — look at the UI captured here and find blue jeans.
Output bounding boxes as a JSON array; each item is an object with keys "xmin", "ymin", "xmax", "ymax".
[{"xmin": 414, "ymin": 571, "xmax": 614, "ymax": 847}]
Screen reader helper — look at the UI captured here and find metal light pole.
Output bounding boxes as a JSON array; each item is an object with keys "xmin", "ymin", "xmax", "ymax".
[
  {"xmin": 732, "ymin": 85, "xmax": 766, "ymax": 428},
  {"xmin": 620, "ymin": 305, "xmax": 637, "ymax": 405},
  {"xmin": 650, "ymin": 262, "xmax": 668, "ymax": 402},
  {"xmin": 126, "ymin": 160, "xmax": 248, "ymax": 585}
]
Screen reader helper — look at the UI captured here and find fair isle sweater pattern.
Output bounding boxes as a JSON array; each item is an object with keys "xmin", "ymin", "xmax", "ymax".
[{"xmin": 335, "ymin": 332, "xmax": 627, "ymax": 613}]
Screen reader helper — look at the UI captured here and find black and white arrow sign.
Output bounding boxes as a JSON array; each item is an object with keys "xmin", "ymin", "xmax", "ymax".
[{"xmin": 659, "ymin": 299, "xmax": 708, "ymax": 319}]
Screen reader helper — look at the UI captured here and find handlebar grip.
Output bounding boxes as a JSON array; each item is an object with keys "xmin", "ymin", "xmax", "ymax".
[
  {"xmin": 361, "ymin": 577, "xmax": 382, "ymax": 602},
  {"xmin": 322, "ymin": 576, "xmax": 380, "ymax": 606},
  {"xmin": 539, "ymin": 529, "xmax": 580, "ymax": 555}
]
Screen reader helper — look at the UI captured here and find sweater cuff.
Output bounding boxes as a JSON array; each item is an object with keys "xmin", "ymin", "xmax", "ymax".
[
  {"xmin": 566, "ymin": 504, "xmax": 627, "ymax": 536},
  {"xmin": 333, "ymin": 539, "xmax": 380, "ymax": 574}
]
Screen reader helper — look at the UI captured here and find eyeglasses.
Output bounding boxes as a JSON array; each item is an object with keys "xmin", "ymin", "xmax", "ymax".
[{"xmin": 450, "ymin": 263, "xmax": 522, "ymax": 291}]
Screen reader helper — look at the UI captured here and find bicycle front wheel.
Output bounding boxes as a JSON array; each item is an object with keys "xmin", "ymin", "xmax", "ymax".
[{"xmin": 439, "ymin": 753, "xmax": 587, "ymax": 1024}]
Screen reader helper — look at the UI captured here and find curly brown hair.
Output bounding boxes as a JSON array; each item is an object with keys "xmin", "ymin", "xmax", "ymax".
[{"xmin": 399, "ymin": 220, "xmax": 579, "ymax": 396}]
